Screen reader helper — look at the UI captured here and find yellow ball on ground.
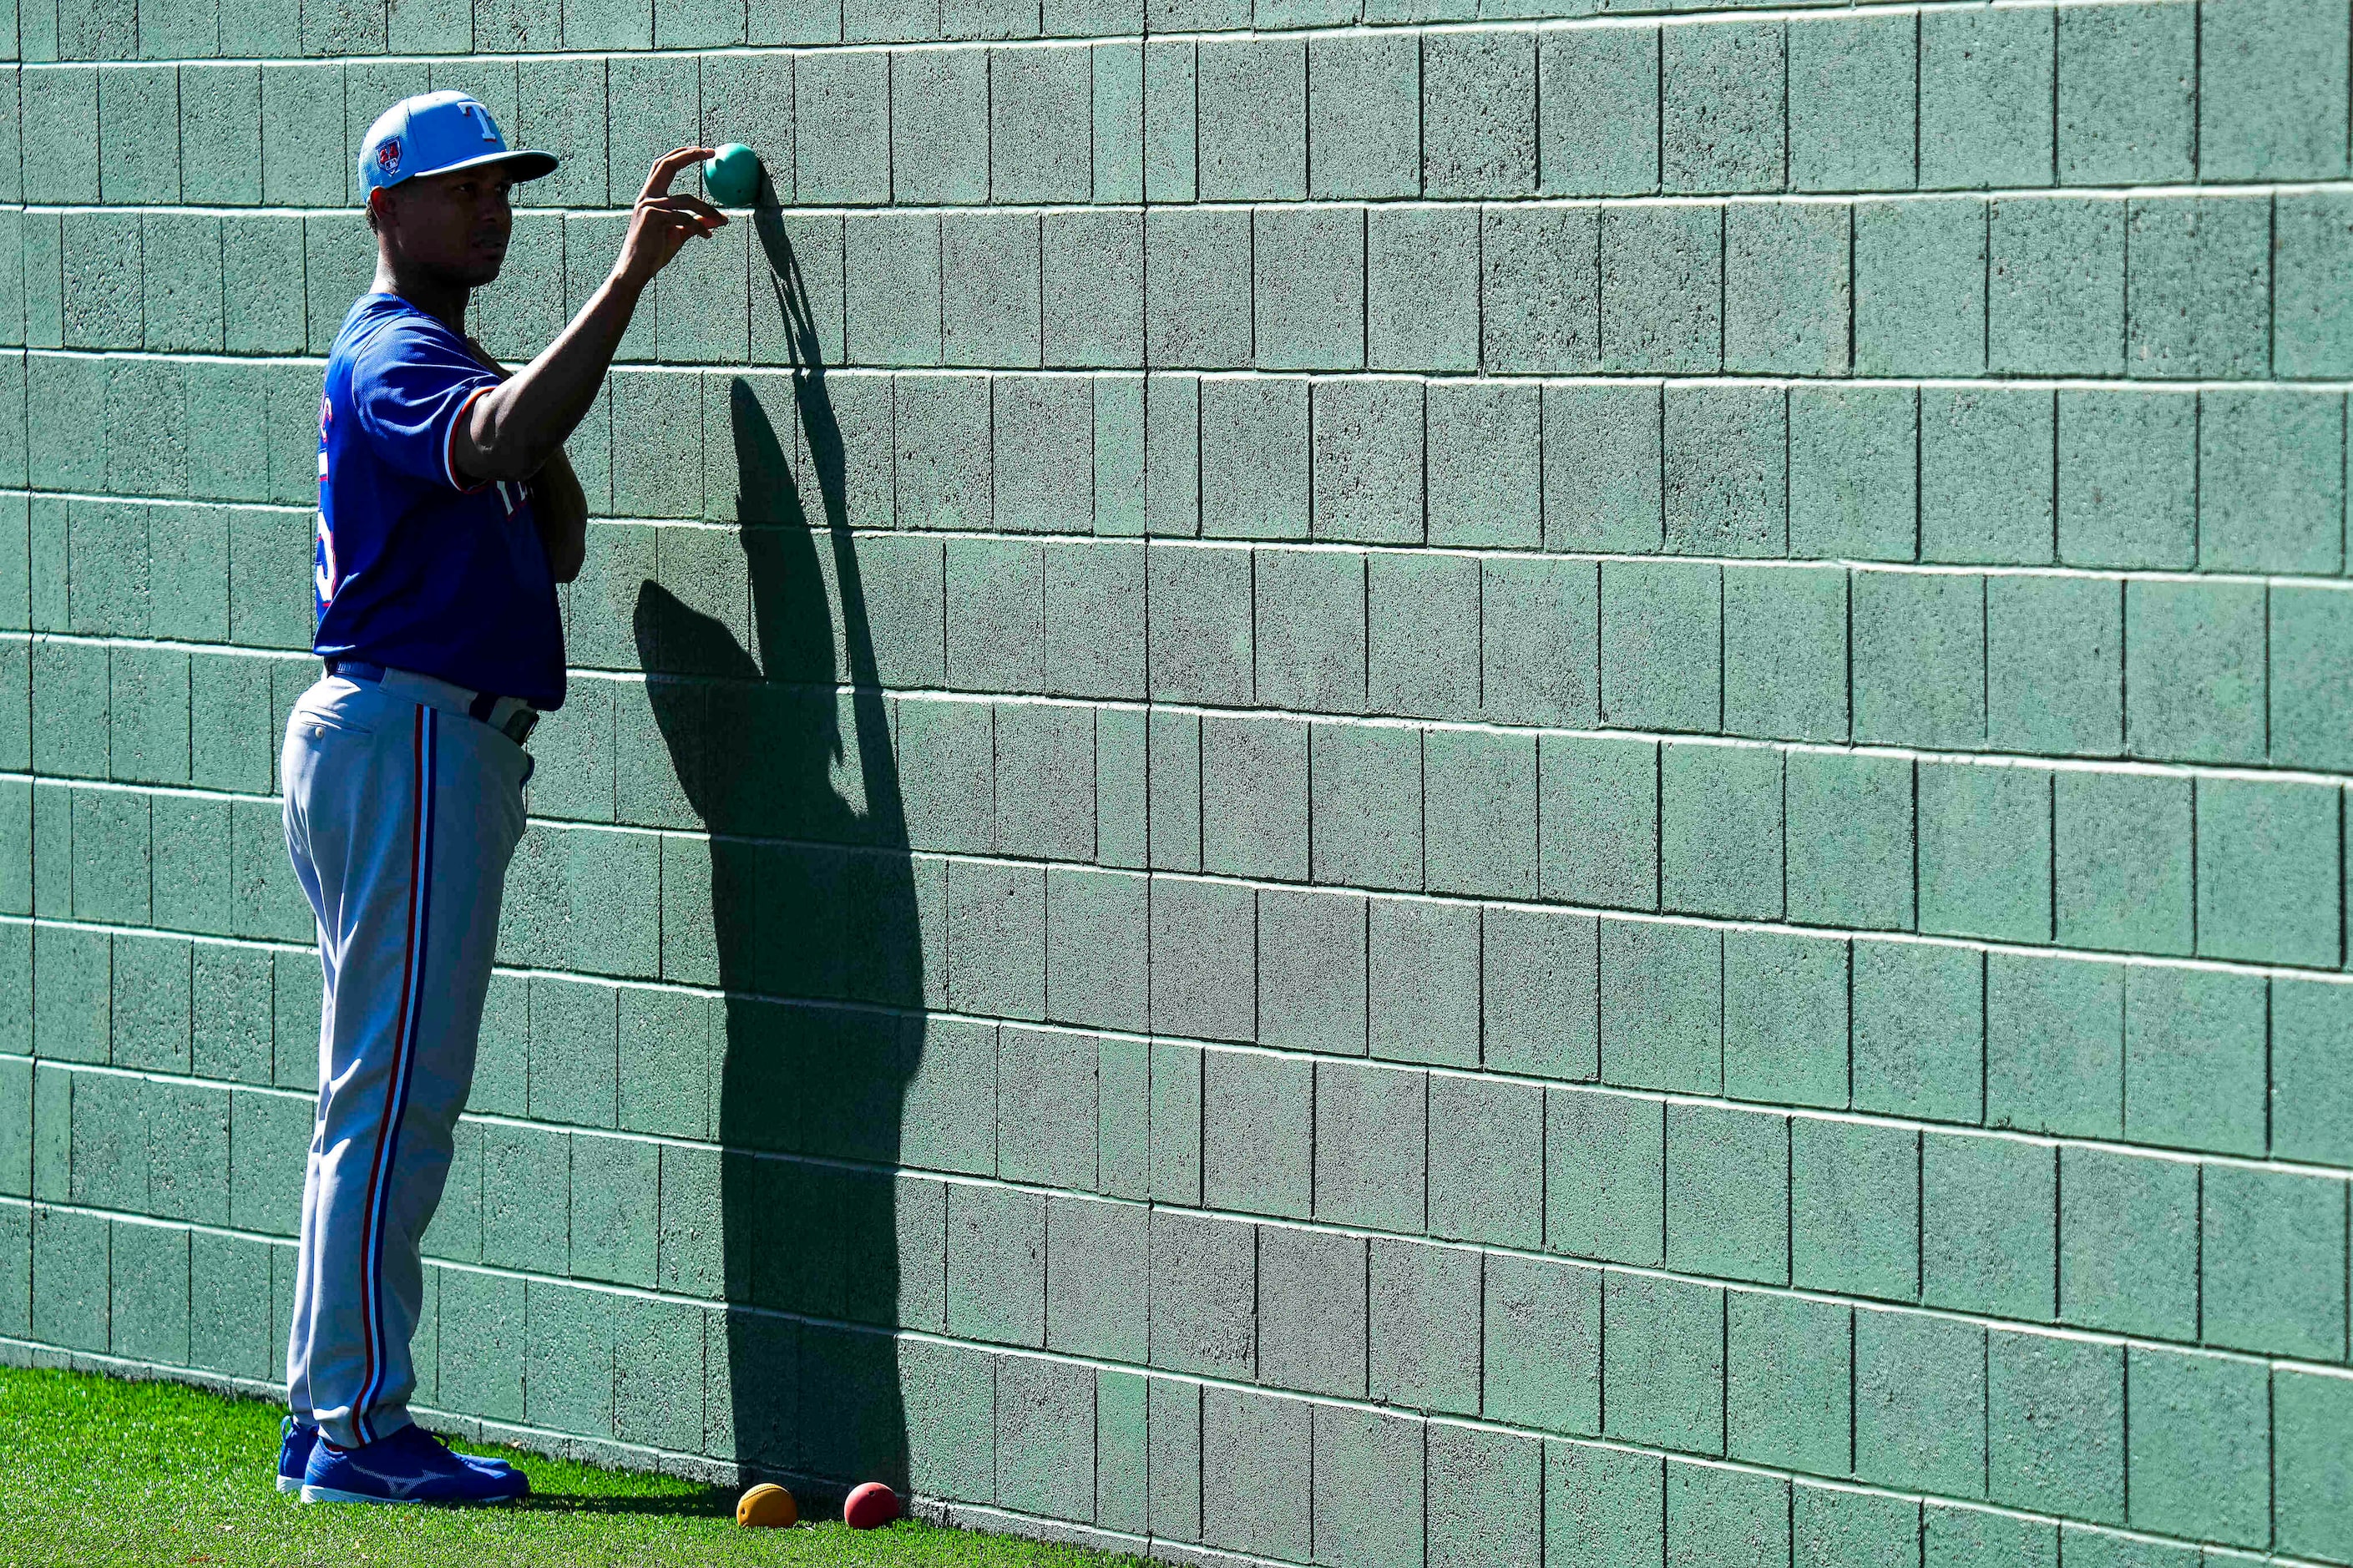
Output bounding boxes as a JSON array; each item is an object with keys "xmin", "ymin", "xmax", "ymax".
[{"xmin": 736, "ymin": 1482, "xmax": 797, "ymax": 1528}]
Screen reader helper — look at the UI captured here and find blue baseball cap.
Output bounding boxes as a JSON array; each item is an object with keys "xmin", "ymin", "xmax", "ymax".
[{"xmin": 358, "ymin": 90, "xmax": 558, "ymax": 195}]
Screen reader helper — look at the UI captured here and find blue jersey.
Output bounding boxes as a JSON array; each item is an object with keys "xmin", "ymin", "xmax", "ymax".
[{"xmin": 315, "ymin": 293, "xmax": 565, "ymax": 711}]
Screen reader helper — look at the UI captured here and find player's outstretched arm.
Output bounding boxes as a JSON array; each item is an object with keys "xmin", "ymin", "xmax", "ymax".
[{"xmin": 452, "ymin": 148, "xmax": 725, "ymax": 486}]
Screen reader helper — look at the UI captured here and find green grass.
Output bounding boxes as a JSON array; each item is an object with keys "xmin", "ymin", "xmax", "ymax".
[{"xmin": 0, "ymin": 1365, "xmax": 1132, "ymax": 1568}]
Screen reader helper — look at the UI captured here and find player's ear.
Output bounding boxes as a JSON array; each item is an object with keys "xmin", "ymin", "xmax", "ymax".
[{"xmin": 366, "ymin": 186, "xmax": 393, "ymax": 236}]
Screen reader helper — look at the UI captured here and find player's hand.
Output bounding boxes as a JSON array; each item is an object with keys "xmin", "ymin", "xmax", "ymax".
[{"xmin": 612, "ymin": 148, "xmax": 728, "ymax": 289}]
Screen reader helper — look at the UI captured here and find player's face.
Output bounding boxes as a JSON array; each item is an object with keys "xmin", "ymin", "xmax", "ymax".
[{"xmin": 387, "ymin": 167, "xmax": 516, "ymax": 287}]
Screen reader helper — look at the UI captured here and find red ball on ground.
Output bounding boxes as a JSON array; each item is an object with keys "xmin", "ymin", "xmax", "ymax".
[{"xmin": 843, "ymin": 1480, "xmax": 900, "ymax": 1529}]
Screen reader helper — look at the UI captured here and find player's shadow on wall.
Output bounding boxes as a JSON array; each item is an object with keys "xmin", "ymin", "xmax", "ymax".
[{"xmin": 630, "ymin": 192, "xmax": 919, "ymax": 1503}]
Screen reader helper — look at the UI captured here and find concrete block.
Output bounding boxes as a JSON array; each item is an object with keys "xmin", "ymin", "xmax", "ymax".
[
  {"xmin": 1986, "ymin": 573, "xmax": 2121, "ymax": 755},
  {"xmin": 1602, "ymin": 1272, "xmax": 1723, "ymax": 1454},
  {"xmin": 2057, "ymin": 3, "xmax": 2194, "ymax": 184},
  {"xmin": 1789, "ymin": 13, "xmax": 1915, "ymax": 191},
  {"xmin": 2201, "ymin": 1165, "xmax": 2347, "ymax": 1360},
  {"xmin": 2196, "ymin": 775, "xmax": 2341, "ymax": 968},
  {"xmin": 1369, "ymin": 1239, "xmax": 1480, "ymax": 1414},
  {"xmin": 1723, "ymin": 929, "xmax": 1847, "ymax": 1109},
  {"xmin": 1991, "ymin": 198, "xmax": 2126, "ymax": 375},
  {"xmin": 1314, "ymin": 1059, "xmax": 1424, "ymax": 1233},
  {"xmin": 1201, "ymin": 714, "xmax": 1308, "ymax": 881},
  {"xmin": 1537, "ymin": 735, "xmax": 1656, "ymax": 911},
  {"xmin": 2200, "ymin": 388, "xmax": 2345, "ymax": 574},
  {"xmin": 1600, "ymin": 205, "xmax": 1720, "ymax": 373},
  {"xmin": 1428, "ymin": 383, "xmax": 1539, "ymax": 549},
  {"xmin": 1042, "ymin": 210, "xmax": 1143, "ymax": 367},
  {"xmin": 61, "ymin": 212, "xmax": 139, "ymax": 352},
  {"xmin": 1091, "ymin": 42, "xmax": 1142, "ymax": 195},
  {"xmin": 1480, "ymin": 1253, "xmax": 1598, "ymax": 1436},
  {"xmin": 2274, "ymin": 582, "xmax": 2353, "ymax": 771},
  {"xmin": 995, "ymin": 1352, "xmax": 1097, "ymax": 1521},
  {"xmin": 2056, "ymin": 388, "xmax": 2195, "ymax": 568},
  {"xmin": 1479, "ymin": 205, "xmax": 1602, "ymax": 375},
  {"xmin": 1368, "ymin": 896, "xmax": 1479, "ymax": 1069},
  {"xmin": 2125, "ymin": 195, "xmax": 2270, "ymax": 381},
  {"xmin": 1541, "ymin": 26, "xmax": 1656, "ymax": 195},
  {"xmin": 1142, "ymin": 40, "xmax": 1196, "ymax": 202},
  {"xmin": 1146, "ymin": 543, "xmax": 1252, "ymax": 705},
  {"xmin": 1543, "ymin": 383, "xmax": 1659, "ymax": 552},
  {"xmin": 1257, "ymin": 1226, "xmax": 1367, "ymax": 1398},
  {"xmin": 1665, "ymin": 1100, "xmax": 1787, "ymax": 1285},
  {"xmin": 1202, "ymin": 1048, "xmax": 1312, "ymax": 1220},
  {"xmin": 1663, "ymin": 383, "xmax": 1784, "ymax": 556},
  {"xmin": 1096, "ymin": 374, "xmax": 1146, "ymax": 534},
  {"xmin": 998, "ymin": 1025, "xmax": 1099, "ymax": 1191},
  {"xmin": 1662, "ymin": 21, "xmax": 1784, "ymax": 194},
  {"xmin": 1425, "ymin": 1074, "xmax": 1540, "ymax": 1249},
  {"xmin": 994, "ymin": 376, "xmax": 1093, "ymax": 532},
  {"xmin": 1371, "ymin": 205, "xmax": 1480, "ymax": 372},
  {"xmin": 1850, "ymin": 939, "xmax": 1981, "ymax": 1123},
  {"xmin": 1148, "ymin": 710, "xmax": 1202, "ymax": 873},
  {"xmin": 2124, "ymin": 1346, "xmax": 2271, "ymax": 1547},
  {"xmin": 1855, "ymin": 198, "xmax": 1986, "ymax": 376},
  {"xmin": 1145, "ymin": 210, "xmax": 1252, "ymax": 369},
  {"xmin": 947, "ymin": 1182, "xmax": 1045, "ymax": 1347},
  {"xmin": 993, "ymin": 45, "xmax": 1091, "ymax": 201},
  {"xmin": 1480, "ymin": 556, "xmax": 1594, "ymax": 728},
  {"xmin": 1788, "ymin": 385, "xmax": 1915, "ymax": 555},
  {"xmin": 2275, "ymin": 979, "xmax": 2353, "ymax": 1165},
  {"xmin": 1311, "ymin": 388, "xmax": 1424, "ymax": 559},
  {"xmin": 1850, "ymin": 568, "xmax": 1982, "ymax": 748},
  {"xmin": 1856, "ymin": 1308, "xmax": 1986, "ymax": 1498},
  {"xmin": 1920, "ymin": 7, "xmax": 2055, "ymax": 188},
  {"xmin": 1723, "ymin": 564, "xmax": 1844, "ymax": 744},
  {"xmin": 1202, "ymin": 1386, "xmax": 1310, "ymax": 1560},
  {"xmin": 22, "ymin": 66, "xmax": 96, "ymax": 204},
  {"xmin": 2199, "ymin": 0, "xmax": 2350, "ymax": 180},
  {"xmin": 1482, "ymin": 908, "xmax": 1596, "ymax": 1084},
  {"xmin": 1917, "ymin": 759, "xmax": 2052, "ymax": 943},
  {"xmin": 1427, "ymin": 1425, "xmax": 1541, "ymax": 1568},
  {"xmin": 1308, "ymin": 33, "xmax": 1417, "ymax": 198},
  {"xmin": 1793, "ymin": 1115, "xmax": 1918, "ymax": 1302},
  {"xmin": 1146, "ymin": 1377, "xmax": 1202, "ymax": 1540},
  {"xmin": 1313, "ymin": 1406, "xmax": 1424, "ymax": 1568},
  {"xmin": 1046, "ymin": 867, "xmax": 1148, "ymax": 1034},
  {"xmin": 1599, "ymin": 560, "xmax": 1718, "ymax": 733},
  {"xmin": 1546, "ymin": 1445, "xmax": 1663, "ymax": 1568},
  {"xmin": 1922, "ymin": 1505, "xmax": 2057, "ymax": 1568},
  {"xmin": 893, "ymin": 376, "xmax": 989, "ymax": 533},
  {"xmin": 1253, "ymin": 548, "xmax": 1364, "ymax": 715},
  {"xmin": 1422, "ymin": 731, "xmax": 1536, "ymax": 899},
  {"xmin": 1795, "ymin": 1485, "xmax": 1921, "ymax": 1567},
  {"xmin": 1923, "ymin": 1130, "xmax": 2057, "ymax": 1321},
  {"xmin": 1659, "ymin": 741, "xmax": 1781, "ymax": 921},
  {"xmin": 1143, "ymin": 373, "xmax": 1201, "ymax": 535},
  {"xmin": 1201, "ymin": 377, "xmax": 1309, "ymax": 539},
  {"xmin": 1546, "ymin": 1085, "xmax": 1662, "ymax": 1267},
  {"xmin": 1366, "ymin": 551, "xmax": 1475, "ymax": 718},
  {"xmin": 2052, "ymin": 770, "xmax": 2192, "ymax": 956},
  {"xmin": 1921, "ymin": 387, "xmax": 2055, "ymax": 564},
  {"xmin": 1726, "ymin": 202, "xmax": 1850, "ymax": 375},
  {"xmin": 1256, "ymin": 209, "xmax": 1364, "ymax": 372},
  {"xmin": 796, "ymin": 48, "xmax": 889, "ymax": 204},
  {"xmin": 1728, "ymin": 1290, "xmax": 1851, "ymax": 1476},
  {"xmin": 30, "ymin": 1206, "xmax": 107, "ymax": 1353},
  {"xmin": 843, "ymin": 215, "xmax": 944, "ymax": 367},
  {"xmin": 2122, "ymin": 578, "xmax": 2264, "ymax": 764},
  {"xmin": 1424, "ymin": 30, "xmax": 1535, "ymax": 196},
  {"xmin": 2275, "ymin": 1366, "xmax": 2353, "ymax": 1564},
  {"xmin": 98, "ymin": 67, "xmax": 176, "ymax": 205},
  {"xmin": 1150, "ymin": 1209, "xmax": 1255, "ymax": 1378},
  {"xmin": 1149, "ymin": 876, "xmax": 1254, "ymax": 1044},
  {"xmin": 1257, "ymin": 888, "xmax": 1365, "ymax": 1057},
  {"xmin": 1198, "ymin": 38, "xmax": 1304, "ymax": 200},
  {"xmin": 1147, "ymin": 1040, "xmax": 1201, "ymax": 1204}
]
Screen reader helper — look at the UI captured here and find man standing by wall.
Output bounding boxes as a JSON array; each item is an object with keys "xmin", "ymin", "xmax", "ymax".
[{"xmin": 275, "ymin": 91, "xmax": 726, "ymax": 1505}]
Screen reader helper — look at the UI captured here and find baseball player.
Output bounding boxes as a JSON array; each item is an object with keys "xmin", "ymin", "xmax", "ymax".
[{"xmin": 271, "ymin": 91, "xmax": 725, "ymax": 1505}]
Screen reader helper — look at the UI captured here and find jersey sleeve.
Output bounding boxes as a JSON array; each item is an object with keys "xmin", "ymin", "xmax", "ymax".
[{"xmin": 350, "ymin": 319, "xmax": 501, "ymax": 493}]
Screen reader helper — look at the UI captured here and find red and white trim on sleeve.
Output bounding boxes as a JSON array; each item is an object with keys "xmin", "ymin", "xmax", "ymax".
[{"xmin": 442, "ymin": 385, "xmax": 494, "ymax": 493}]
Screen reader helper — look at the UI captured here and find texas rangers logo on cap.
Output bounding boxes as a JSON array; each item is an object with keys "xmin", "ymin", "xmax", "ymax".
[
  {"xmin": 357, "ymin": 91, "xmax": 558, "ymax": 194},
  {"xmin": 376, "ymin": 139, "xmax": 402, "ymax": 176}
]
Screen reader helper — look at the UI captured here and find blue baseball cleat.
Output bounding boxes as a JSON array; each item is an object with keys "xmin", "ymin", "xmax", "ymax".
[
  {"xmin": 279, "ymin": 1415, "xmax": 521, "ymax": 1496},
  {"xmin": 299, "ymin": 1423, "xmax": 531, "ymax": 1505}
]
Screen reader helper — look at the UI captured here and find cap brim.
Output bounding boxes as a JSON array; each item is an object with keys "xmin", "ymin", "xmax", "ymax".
[{"xmin": 407, "ymin": 149, "xmax": 560, "ymax": 184}]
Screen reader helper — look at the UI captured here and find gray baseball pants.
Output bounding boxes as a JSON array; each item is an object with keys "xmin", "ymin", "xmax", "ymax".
[{"xmin": 279, "ymin": 670, "xmax": 529, "ymax": 1449}]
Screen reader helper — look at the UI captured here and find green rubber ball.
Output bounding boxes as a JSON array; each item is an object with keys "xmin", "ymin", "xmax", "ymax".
[{"xmin": 702, "ymin": 143, "xmax": 761, "ymax": 206}]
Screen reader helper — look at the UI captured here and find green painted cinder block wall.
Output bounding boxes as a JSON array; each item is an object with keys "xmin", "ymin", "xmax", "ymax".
[{"xmin": 4, "ymin": 0, "xmax": 2353, "ymax": 1560}]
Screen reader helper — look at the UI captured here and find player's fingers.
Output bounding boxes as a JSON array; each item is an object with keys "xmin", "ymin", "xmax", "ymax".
[
  {"xmin": 638, "ymin": 146, "xmax": 715, "ymax": 202},
  {"xmin": 641, "ymin": 194, "xmax": 729, "ymax": 230}
]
